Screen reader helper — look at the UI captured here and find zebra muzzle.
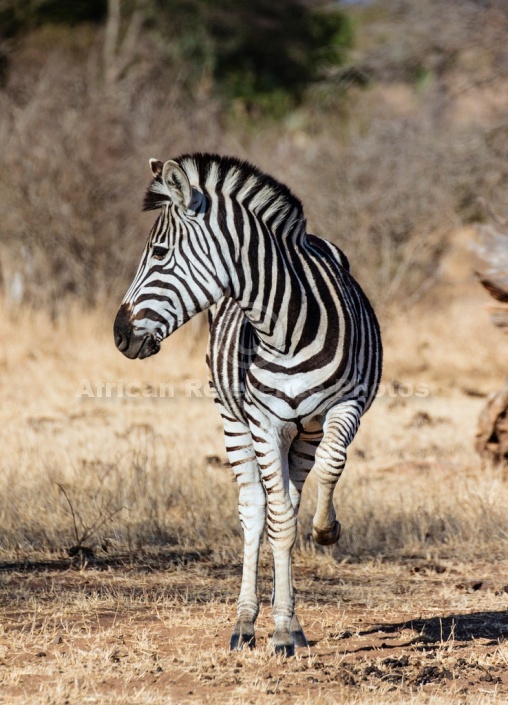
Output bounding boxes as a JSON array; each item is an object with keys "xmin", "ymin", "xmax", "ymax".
[{"xmin": 113, "ymin": 304, "xmax": 161, "ymax": 359}]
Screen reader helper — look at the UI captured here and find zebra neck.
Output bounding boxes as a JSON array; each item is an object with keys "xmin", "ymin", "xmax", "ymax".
[{"xmin": 229, "ymin": 218, "xmax": 320, "ymax": 354}]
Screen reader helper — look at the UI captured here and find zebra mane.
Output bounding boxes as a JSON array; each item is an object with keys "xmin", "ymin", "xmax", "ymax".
[
  {"xmin": 143, "ymin": 175, "xmax": 171, "ymax": 211},
  {"xmin": 143, "ymin": 153, "xmax": 305, "ymax": 231}
]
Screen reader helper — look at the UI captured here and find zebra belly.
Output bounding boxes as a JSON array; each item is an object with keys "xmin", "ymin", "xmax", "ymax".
[{"xmin": 299, "ymin": 415, "xmax": 324, "ymax": 435}]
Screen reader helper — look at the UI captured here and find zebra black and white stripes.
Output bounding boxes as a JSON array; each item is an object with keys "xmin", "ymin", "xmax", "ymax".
[{"xmin": 114, "ymin": 153, "xmax": 382, "ymax": 655}]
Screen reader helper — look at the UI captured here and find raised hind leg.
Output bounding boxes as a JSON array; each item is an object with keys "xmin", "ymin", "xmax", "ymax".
[
  {"xmin": 284, "ymin": 431, "xmax": 322, "ymax": 647},
  {"xmin": 312, "ymin": 401, "xmax": 362, "ymax": 546},
  {"xmin": 218, "ymin": 406, "xmax": 266, "ymax": 650}
]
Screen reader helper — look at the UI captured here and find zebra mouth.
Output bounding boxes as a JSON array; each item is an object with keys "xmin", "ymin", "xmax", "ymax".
[
  {"xmin": 116, "ymin": 332, "xmax": 161, "ymax": 360},
  {"xmin": 136, "ymin": 335, "xmax": 161, "ymax": 359}
]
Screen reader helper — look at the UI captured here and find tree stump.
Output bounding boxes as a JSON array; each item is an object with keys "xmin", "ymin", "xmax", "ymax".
[
  {"xmin": 473, "ymin": 207, "xmax": 508, "ymax": 464},
  {"xmin": 475, "ymin": 382, "xmax": 508, "ymax": 464}
]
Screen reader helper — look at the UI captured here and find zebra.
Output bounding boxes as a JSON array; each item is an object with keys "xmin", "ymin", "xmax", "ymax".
[{"xmin": 113, "ymin": 153, "xmax": 382, "ymax": 656}]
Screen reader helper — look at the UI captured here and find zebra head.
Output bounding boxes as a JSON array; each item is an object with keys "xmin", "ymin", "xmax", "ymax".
[{"xmin": 114, "ymin": 158, "xmax": 219, "ymax": 359}]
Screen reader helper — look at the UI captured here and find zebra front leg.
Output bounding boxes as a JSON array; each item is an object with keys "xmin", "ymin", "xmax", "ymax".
[
  {"xmin": 312, "ymin": 402, "xmax": 361, "ymax": 546},
  {"xmin": 221, "ymin": 411, "xmax": 266, "ymax": 650},
  {"xmin": 285, "ymin": 433, "xmax": 321, "ymax": 647},
  {"xmin": 248, "ymin": 413, "xmax": 298, "ymax": 656}
]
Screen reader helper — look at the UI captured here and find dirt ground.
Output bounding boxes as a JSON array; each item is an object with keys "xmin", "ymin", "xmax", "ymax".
[{"xmin": 1, "ymin": 550, "xmax": 508, "ymax": 705}]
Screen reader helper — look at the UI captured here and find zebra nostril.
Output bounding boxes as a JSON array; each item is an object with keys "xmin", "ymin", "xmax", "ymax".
[
  {"xmin": 114, "ymin": 330, "xmax": 125, "ymax": 350},
  {"xmin": 113, "ymin": 303, "xmax": 133, "ymax": 352}
]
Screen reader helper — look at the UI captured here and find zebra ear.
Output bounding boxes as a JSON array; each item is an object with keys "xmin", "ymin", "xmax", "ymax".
[
  {"xmin": 149, "ymin": 158, "xmax": 164, "ymax": 178},
  {"xmin": 162, "ymin": 160, "xmax": 192, "ymax": 209}
]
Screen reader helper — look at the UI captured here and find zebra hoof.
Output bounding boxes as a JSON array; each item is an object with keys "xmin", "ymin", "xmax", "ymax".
[
  {"xmin": 230, "ymin": 623, "xmax": 255, "ymax": 650},
  {"xmin": 230, "ymin": 633, "xmax": 255, "ymax": 650},
  {"xmin": 273, "ymin": 630, "xmax": 295, "ymax": 657},
  {"xmin": 312, "ymin": 519, "xmax": 341, "ymax": 546},
  {"xmin": 291, "ymin": 628, "xmax": 309, "ymax": 648},
  {"xmin": 289, "ymin": 614, "xmax": 308, "ymax": 648},
  {"xmin": 274, "ymin": 641, "xmax": 295, "ymax": 658}
]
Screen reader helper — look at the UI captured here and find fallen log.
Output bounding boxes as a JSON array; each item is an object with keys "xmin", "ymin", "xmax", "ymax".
[
  {"xmin": 475, "ymin": 382, "xmax": 508, "ymax": 464},
  {"xmin": 473, "ymin": 207, "xmax": 508, "ymax": 462}
]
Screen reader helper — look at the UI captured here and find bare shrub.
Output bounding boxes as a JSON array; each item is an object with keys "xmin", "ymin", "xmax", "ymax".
[
  {"xmin": 352, "ymin": 0, "xmax": 508, "ymax": 88},
  {"xmin": 0, "ymin": 24, "xmax": 226, "ymax": 314},
  {"xmin": 1, "ymin": 0, "xmax": 508, "ymax": 314}
]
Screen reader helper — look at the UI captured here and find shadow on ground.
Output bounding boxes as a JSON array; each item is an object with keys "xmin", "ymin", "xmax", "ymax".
[
  {"xmin": 359, "ymin": 611, "xmax": 508, "ymax": 644},
  {"xmin": 0, "ymin": 549, "xmax": 212, "ymax": 574}
]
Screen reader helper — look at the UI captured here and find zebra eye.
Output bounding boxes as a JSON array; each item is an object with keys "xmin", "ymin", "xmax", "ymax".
[{"xmin": 152, "ymin": 245, "xmax": 169, "ymax": 260}]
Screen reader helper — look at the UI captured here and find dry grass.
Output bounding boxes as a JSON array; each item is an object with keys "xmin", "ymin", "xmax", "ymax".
[
  {"xmin": 2, "ymin": 229, "xmax": 507, "ymax": 561},
  {"xmin": 1, "ymin": 257, "xmax": 508, "ymax": 702},
  {"xmin": 1, "ymin": 556, "xmax": 507, "ymax": 704}
]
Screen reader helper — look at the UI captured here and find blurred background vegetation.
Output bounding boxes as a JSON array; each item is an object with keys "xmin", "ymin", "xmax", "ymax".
[{"xmin": 0, "ymin": 0, "xmax": 507, "ymax": 315}]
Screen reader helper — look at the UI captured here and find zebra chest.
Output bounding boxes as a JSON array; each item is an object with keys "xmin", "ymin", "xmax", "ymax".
[{"xmin": 243, "ymin": 367, "xmax": 333, "ymax": 427}]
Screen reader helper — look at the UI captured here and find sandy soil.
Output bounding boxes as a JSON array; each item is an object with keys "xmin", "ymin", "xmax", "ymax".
[{"xmin": 1, "ymin": 551, "xmax": 508, "ymax": 705}]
